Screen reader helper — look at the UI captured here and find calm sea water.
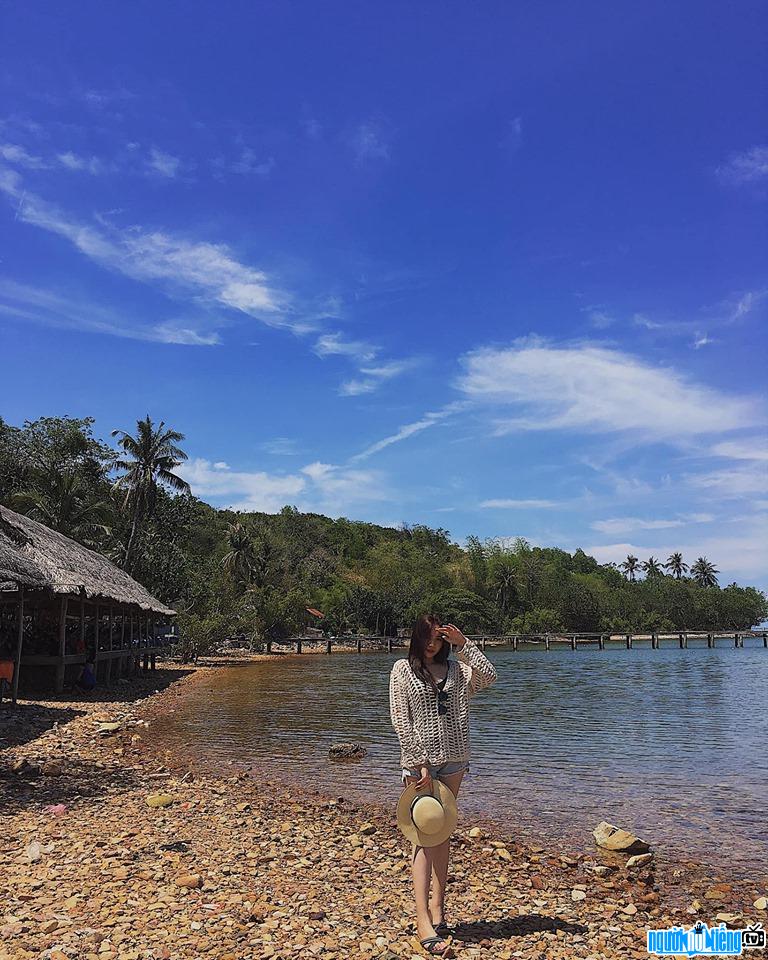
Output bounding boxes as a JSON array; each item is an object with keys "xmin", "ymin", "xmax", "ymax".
[{"xmin": 145, "ymin": 639, "xmax": 768, "ymax": 874}]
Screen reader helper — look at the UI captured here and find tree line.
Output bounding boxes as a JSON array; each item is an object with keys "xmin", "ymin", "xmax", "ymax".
[{"xmin": 0, "ymin": 415, "xmax": 765, "ymax": 657}]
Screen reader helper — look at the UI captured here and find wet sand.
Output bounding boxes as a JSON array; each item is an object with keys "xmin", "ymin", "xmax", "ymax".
[{"xmin": 1, "ymin": 656, "xmax": 766, "ymax": 960}]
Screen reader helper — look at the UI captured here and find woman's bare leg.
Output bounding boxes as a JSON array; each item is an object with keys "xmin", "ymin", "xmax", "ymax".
[
  {"xmin": 411, "ymin": 841, "xmax": 440, "ymax": 945},
  {"xmin": 428, "ymin": 770, "xmax": 464, "ymax": 927}
]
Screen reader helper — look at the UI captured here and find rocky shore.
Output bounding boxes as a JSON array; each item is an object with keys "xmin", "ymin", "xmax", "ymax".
[{"xmin": 2, "ymin": 657, "xmax": 766, "ymax": 960}]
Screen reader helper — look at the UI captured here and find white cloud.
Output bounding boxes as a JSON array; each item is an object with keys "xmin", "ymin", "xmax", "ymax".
[
  {"xmin": 716, "ymin": 145, "xmax": 768, "ymax": 185},
  {"xmin": 350, "ymin": 121, "xmax": 391, "ymax": 163},
  {"xmin": 457, "ymin": 338, "xmax": 761, "ymax": 440},
  {"xmin": 179, "ymin": 458, "xmax": 306, "ymax": 512},
  {"xmin": 590, "ymin": 515, "xmax": 715, "ymax": 535},
  {"xmin": 301, "ymin": 461, "xmax": 386, "ymax": 504},
  {"xmin": 350, "ymin": 401, "xmax": 468, "ymax": 462},
  {"xmin": 178, "ymin": 456, "xmax": 387, "ymax": 514},
  {"xmin": 313, "ymin": 332, "xmax": 378, "ymax": 362},
  {"xmin": 339, "ymin": 358, "xmax": 419, "ymax": 396},
  {"xmin": 480, "ymin": 498, "xmax": 560, "ymax": 509},
  {"xmin": 687, "ymin": 463, "xmax": 767, "ymax": 498},
  {"xmin": 261, "ymin": 437, "xmax": 299, "ymax": 456},
  {"xmin": 0, "ymin": 171, "xmax": 297, "ymax": 330},
  {"xmin": 0, "ymin": 278, "xmax": 221, "ymax": 345},
  {"xmin": 503, "ymin": 116, "xmax": 523, "ymax": 153},
  {"xmin": 586, "ymin": 309, "xmax": 615, "ymax": 329},
  {"xmin": 588, "ymin": 514, "xmax": 768, "ymax": 582},
  {"xmin": 151, "ymin": 320, "xmax": 221, "ymax": 345},
  {"xmin": 147, "ymin": 147, "xmax": 181, "ymax": 178},
  {"xmin": 227, "ymin": 150, "xmax": 275, "ymax": 177},
  {"xmin": 693, "ymin": 332, "xmax": 714, "ymax": 349},
  {"xmin": 710, "ymin": 440, "xmax": 768, "ymax": 461},
  {"xmin": 56, "ymin": 151, "xmax": 107, "ymax": 175},
  {"xmin": 0, "ymin": 143, "xmax": 46, "ymax": 169}
]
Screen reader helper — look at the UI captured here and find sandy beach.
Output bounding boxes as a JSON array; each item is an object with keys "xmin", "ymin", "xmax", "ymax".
[{"xmin": 2, "ymin": 656, "xmax": 766, "ymax": 960}]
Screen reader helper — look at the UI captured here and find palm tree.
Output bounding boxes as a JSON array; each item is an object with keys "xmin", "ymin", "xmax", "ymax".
[
  {"xmin": 111, "ymin": 416, "xmax": 190, "ymax": 569},
  {"xmin": 663, "ymin": 552, "xmax": 688, "ymax": 579},
  {"xmin": 690, "ymin": 557, "xmax": 719, "ymax": 588},
  {"xmin": 642, "ymin": 556, "xmax": 663, "ymax": 578},
  {"xmin": 222, "ymin": 522, "xmax": 257, "ymax": 588},
  {"xmin": 490, "ymin": 559, "xmax": 517, "ymax": 616},
  {"xmin": 619, "ymin": 555, "xmax": 640, "ymax": 582},
  {"xmin": 11, "ymin": 467, "xmax": 112, "ymax": 547}
]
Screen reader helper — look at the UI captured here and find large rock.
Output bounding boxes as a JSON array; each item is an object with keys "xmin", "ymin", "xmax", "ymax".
[
  {"xmin": 626, "ymin": 853, "xmax": 654, "ymax": 869},
  {"xmin": 328, "ymin": 743, "xmax": 367, "ymax": 762},
  {"xmin": 593, "ymin": 820, "xmax": 650, "ymax": 854}
]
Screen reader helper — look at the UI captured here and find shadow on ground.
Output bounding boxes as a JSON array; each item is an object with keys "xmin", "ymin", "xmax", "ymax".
[
  {"xmin": 0, "ymin": 703, "xmax": 85, "ymax": 751},
  {"xmin": 450, "ymin": 913, "xmax": 588, "ymax": 945},
  {"xmin": 0, "ymin": 754, "xmax": 148, "ymax": 816},
  {"xmin": 13, "ymin": 667, "xmax": 193, "ymax": 706}
]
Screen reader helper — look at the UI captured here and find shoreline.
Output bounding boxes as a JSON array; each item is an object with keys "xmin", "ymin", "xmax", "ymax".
[{"xmin": 2, "ymin": 657, "xmax": 766, "ymax": 960}]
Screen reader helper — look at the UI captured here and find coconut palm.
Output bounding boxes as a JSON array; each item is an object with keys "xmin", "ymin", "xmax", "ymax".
[
  {"xmin": 222, "ymin": 521, "xmax": 257, "ymax": 588},
  {"xmin": 489, "ymin": 556, "xmax": 517, "ymax": 615},
  {"xmin": 11, "ymin": 467, "xmax": 112, "ymax": 547},
  {"xmin": 663, "ymin": 552, "xmax": 688, "ymax": 579},
  {"xmin": 111, "ymin": 416, "xmax": 190, "ymax": 569},
  {"xmin": 642, "ymin": 556, "xmax": 663, "ymax": 578},
  {"xmin": 690, "ymin": 557, "xmax": 719, "ymax": 588},
  {"xmin": 619, "ymin": 555, "xmax": 640, "ymax": 582}
]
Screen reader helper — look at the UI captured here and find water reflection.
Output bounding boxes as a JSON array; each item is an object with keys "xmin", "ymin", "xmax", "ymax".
[{"xmin": 145, "ymin": 642, "xmax": 768, "ymax": 873}]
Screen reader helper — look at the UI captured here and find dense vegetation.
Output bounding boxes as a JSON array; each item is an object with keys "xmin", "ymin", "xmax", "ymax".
[{"xmin": 1, "ymin": 415, "xmax": 765, "ymax": 655}]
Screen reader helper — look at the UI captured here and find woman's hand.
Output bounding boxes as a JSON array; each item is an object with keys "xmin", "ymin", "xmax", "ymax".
[
  {"xmin": 404, "ymin": 765, "xmax": 433, "ymax": 790},
  {"xmin": 415, "ymin": 765, "xmax": 432, "ymax": 790},
  {"xmin": 442, "ymin": 623, "xmax": 466, "ymax": 650}
]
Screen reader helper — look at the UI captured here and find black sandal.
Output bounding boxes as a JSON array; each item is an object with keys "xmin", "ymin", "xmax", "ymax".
[{"xmin": 420, "ymin": 934, "xmax": 451, "ymax": 956}]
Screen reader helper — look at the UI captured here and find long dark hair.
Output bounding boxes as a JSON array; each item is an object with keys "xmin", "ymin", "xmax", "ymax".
[{"xmin": 409, "ymin": 613, "xmax": 449, "ymax": 693}]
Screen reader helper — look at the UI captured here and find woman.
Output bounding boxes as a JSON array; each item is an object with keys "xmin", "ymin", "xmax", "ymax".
[{"xmin": 389, "ymin": 614, "xmax": 498, "ymax": 956}]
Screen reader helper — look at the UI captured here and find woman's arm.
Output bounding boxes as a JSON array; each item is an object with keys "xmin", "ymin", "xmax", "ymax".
[
  {"xmin": 389, "ymin": 662, "xmax": 427, "ymax": 766},
  {"xmin": 444, "ymin": 624, "xmax": 498, "ymax": 696}
]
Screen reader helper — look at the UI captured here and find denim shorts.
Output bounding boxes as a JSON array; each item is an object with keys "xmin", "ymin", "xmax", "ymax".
[{"xmin": 401, "ymin": 760, "xmax": 470, "ymax": 785}]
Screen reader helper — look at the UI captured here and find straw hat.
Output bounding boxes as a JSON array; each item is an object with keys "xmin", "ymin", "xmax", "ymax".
[{"xmin": 396, "ymin": 777, "xmax": 458, "ymax": 846}]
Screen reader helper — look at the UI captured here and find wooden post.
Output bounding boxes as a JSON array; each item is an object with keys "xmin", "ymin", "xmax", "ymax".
[
  {"xmin": 626, "ymin": 633, "xmax": 632, "ymax": 649},
  {"xmin": 545, "ymin": 636, "xmax": 550, "ymax": 651},
  {"xmin": 357, "ymin": 637, "xmax": 362, "ymax": 653},
  {"xmin": 80, "ymin": 596, "xmax": 86, "ymax": 652},
  {"xmin": 387, "ymin": 637, "xmax": 393, "ymax": 653},
  {"xmin": 93, "ymin": 604, "xmax": 100, "ymax": 677},
  {"xmin": 11, "ymin": 586, "xmax": 24, "ymax": 704},
  {"xmin": 55, "ymin": 596, "xmax": 68, "ymax": 693},
  {"xmin": 326, "ymin": 638, "xmax": 332, "ymax": 654},
  {"xmin": 481, "ymin": 637, "xmax": 486, "ymax": 651},
  {"xmin": 678, "ymin": 632, "xmax": 684, "ymax": 649},
  {"xmin": 598, "ymin": 634, "xmax": 605, "ymax": 650},
  {"xmin": 707, "ymin": 632, "xmax": 713, "ymax": 648},
  {"xmin": 266, "ymin": 640, "xmax": 272, "ymax": 654},
  {"xmin": 296, "ymin": 637, "xmax": 302, "ymax": 654},
  {"xmin": 652, "ymin": 632, "xmax": 658, "ymax": 650},
  {"xmin": 683, "ymin": 632, "xmax": 688, "ymax": 649},
  {"xmin": 570, "ymin": 635, "xmax": 576, "ymax": 651},
  {"xmin": 513, "ymin": 636, "xmax": 519, "ymax": 652},
  {"xmin": 105, "ymin": 605, "xmax": 114, "ymax": 684},
  {"xmin": 734, "ymin": 633, "xmax": 739, "ymax": 648},
  {"xmin": 762, "ymin": 632, "xmax": 767, "ymax": 648}
]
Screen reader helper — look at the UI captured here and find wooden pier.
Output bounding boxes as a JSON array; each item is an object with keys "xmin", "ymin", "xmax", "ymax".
[{"xmin": 262, "ymin": 629, "xmax": 768, "ymax": 654}]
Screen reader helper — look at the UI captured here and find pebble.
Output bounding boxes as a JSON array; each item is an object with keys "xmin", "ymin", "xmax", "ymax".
[{"xmin": 1, "ymin": 662, "xmax": 760, "ymax": 960}]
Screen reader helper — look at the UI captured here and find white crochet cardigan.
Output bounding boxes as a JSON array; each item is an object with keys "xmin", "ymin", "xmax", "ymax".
[{"xmin": 389, "ymin": 639, "xmax": 498, "ymax": 769}]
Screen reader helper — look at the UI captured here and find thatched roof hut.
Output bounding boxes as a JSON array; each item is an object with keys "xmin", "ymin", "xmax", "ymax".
[
  {"xmin": 0, "ymin": 505, "xmax": 173, "ymax": 614},
  {"xmin": 0, "ymin": 505, "xmax": 174, "ymax": 697}
]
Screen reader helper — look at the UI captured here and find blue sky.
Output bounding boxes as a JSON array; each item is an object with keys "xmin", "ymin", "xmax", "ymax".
[{"xmin": 1, "ymin": 1, "xmax": 766, "ymax": 589}]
